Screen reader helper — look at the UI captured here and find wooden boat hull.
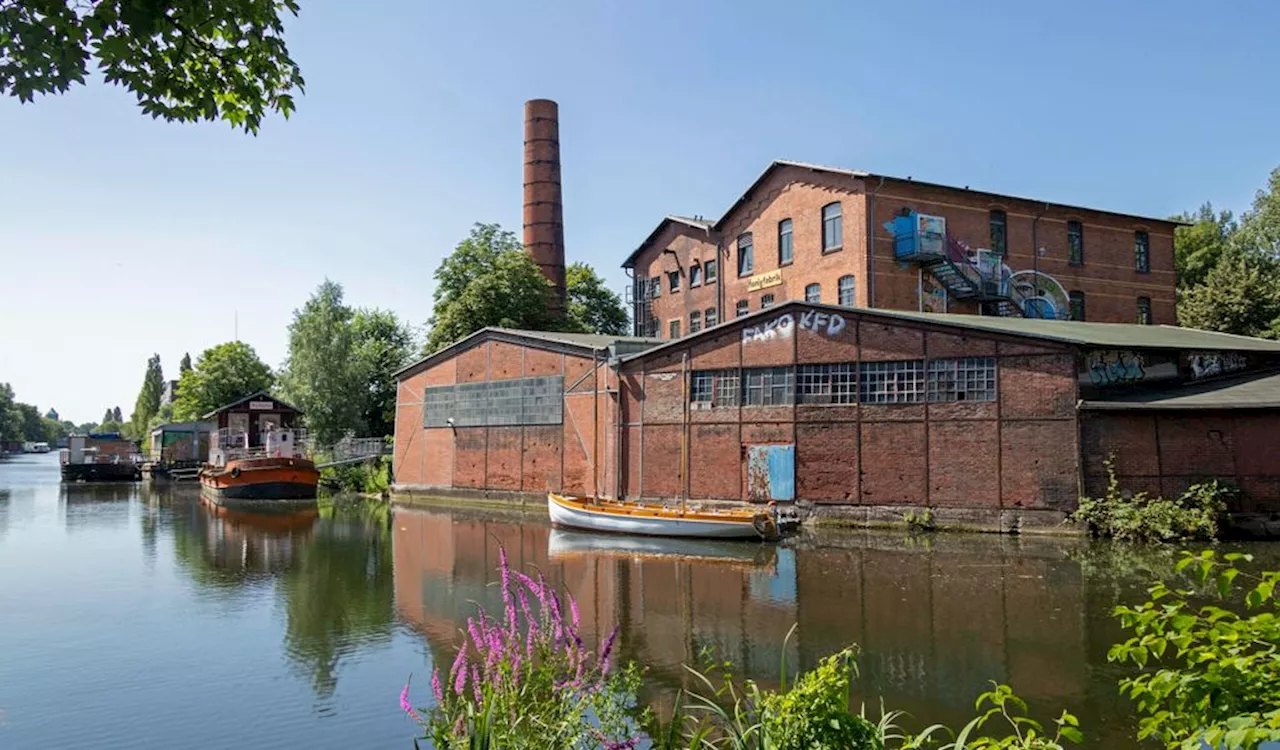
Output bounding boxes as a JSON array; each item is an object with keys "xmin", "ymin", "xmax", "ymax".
[
  {"xmin": 200, "ymin": 456, "xmax": 319, "ymax": 513},
  {"xmin": 548, "ymin": 528, "xmax": 778, "ymax": 569},
  {"xmin": 547, "ymin": 492, "xmax": 769, "ymax": 539}
]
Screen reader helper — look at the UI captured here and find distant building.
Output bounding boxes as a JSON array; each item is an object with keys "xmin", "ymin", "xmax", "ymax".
[{"xmin": 161, "ymin": 380, "xmax": 180, "ymax": 407}]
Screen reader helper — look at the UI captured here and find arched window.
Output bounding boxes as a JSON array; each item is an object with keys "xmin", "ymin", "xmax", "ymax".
[
  {"xmin": 689, "ymin": 310, "xmax": 702, "ymax": 333},
  {"xmin": 821, "ymin": 203, "xmax": 842, "ymax": 252},
  {"xmin": 737, "ymin": 233, "xmax": 754, "ymax": 277},
  {"xmin": 1066, "ymin": 220, "xmax": 1084, "ymax": 265},
  {"xmin": 804, "ymin": 283, "xmax": 821, "ymax": 303},
  {"xmin": 704, "ymin": 307, "xmax": 718, "ymax": 327},
  {"xmin": 735, "ymin": 300, "xmax": 749, "ymax": 318},
  {"xmin": 1136, "ymin": 296, "xmax": 1152, "ymax": 325},
  {"xmin": 778, "ymin": 219, "xmax": 794, "ymax": 265},
  {"xmin": 1068, "ymin": 290, "xmax": 1086, "ymax": 321},
  {"xmin": 1135, "ymin": 230, "xmax": 1150, "ymax": 273},
  {"xmin": 989, "ymin": 209, "xmax": 1007, "ymax": 256},
  {"xmin": 837, "ymin": 275, "xmax": 855, "ymax": 306}
]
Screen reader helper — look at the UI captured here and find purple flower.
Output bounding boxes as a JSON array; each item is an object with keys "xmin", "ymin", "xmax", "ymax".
[
  {"xmin": 400, "ymin": 677, "xmax": 419, "ymax": 719},
  {"xmin": 598, "ymin": 626, "xmax": 619, "ymax": 674},
  {"xmin": 569, "ymin": 593, "xmax": 581, "ymax": 631},
  {"xmin": 449, "ymin": 641, "xmax": 468, "ymax": 682},
  {"xmin": 430, "ymin": 668, "xmax": 443, "ymax": 704},
  {"xmin": 453, "ymin": 656, "xmax": 468, "ymax": 695},
  {"xmin": 468, "ymin": 617, "xmax": 485, "ymax": 653},
  {"xmin": 471, "ymin": 665, "xmax": 483, "ymax": 705}
]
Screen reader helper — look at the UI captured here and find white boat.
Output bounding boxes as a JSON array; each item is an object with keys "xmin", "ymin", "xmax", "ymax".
[
  {"xmin": 547, "ymin": 492, "xmax": 785, "ymax": 540},
  {"xmin": 548, "ymin": 528, "xmax": 779, "ymax": 569}
]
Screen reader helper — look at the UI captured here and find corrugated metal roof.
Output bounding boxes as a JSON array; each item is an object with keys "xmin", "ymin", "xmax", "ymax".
[{"xmin": 1082, "ymin": 371, "xmax": 1280, "ymax": 411}]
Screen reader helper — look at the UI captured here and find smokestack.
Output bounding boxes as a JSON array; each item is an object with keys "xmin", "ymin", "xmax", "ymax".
[{"xmin": 523, "ymin": 99, "xmax": 566, "ymax": 313}]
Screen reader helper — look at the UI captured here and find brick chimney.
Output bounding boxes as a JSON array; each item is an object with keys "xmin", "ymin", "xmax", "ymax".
[{"xmin": 523, "ymin": 99, "xmax": 566, "ymax": 313}]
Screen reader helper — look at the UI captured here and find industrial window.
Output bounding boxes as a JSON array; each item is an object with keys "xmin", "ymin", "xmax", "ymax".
[
  {"xmin": 704, "ymin": 307, "xmax": 718, "ymax": 327},
  {"xmin": 804, "ymin": 283, "xmax": 821, "ymax": 303},
  {"xmin": 927, "ymin": 358, "xmax": 997, "ymax": 402},
  {"xmin": 691, "ymin": 369, "xmax": 739, "ymax": 407},
  {"xmin": 649, "ymin": 277, "xmax": 660, "ymax": 299},
  {"xmin": 858, "ymin": 360, "xmax": 925, "ymax": 404},
  {"xmin": 778, "ymin": 219, "xmax": 794, "ymax": 265},
  {"xmin": 797, "ymin": 363, "xmax": 857, "ymax": 405},
  {"xmin": 704, "ymin": 259, "xmax": 717, "ymax": 283},
  {"xmin": 423, "ymin": 376, "xmax": 564, "ymax": 428},
  {"xmin": 669, "ymin": 319, "xmax": 681, "ymax": 339},
  {"xmin": 1068, "ymin": 290, "xmax": 1086, "ymax": 321},
  {"xmin": 668, "ymin": 270, "xmax": 680, "ymax": 292},
  {"xmin": 690, "ymin": 264, "xmax": 703, "ymax": 287},
  {"xmin": 744, "ymin": 367, "xmax": 794, "ymax": 406},
  {"xmin": 689, "ymin": 310, "xmax": 702, "ymax": 334},
  {"xmin": 1137, "ymin": 296, "xmax": 1153, "ymax": 325},
  {"xmin": 1135, "ymin": 231, "xmax": 1150, "ymax": 273},
  {"xmin": 735, "ymin": 300, "xmax": 749, "ymax": 318},
  {"xmin": 989, "ymin": 209, "xmax": 1007, "ymax": 256},
  {"xmin": 1067, "ymin": 220, "xmax": 1084, "ymax": 265},
  {"xmin": 822, "ymin": 203, "xmax": 842, "ymax": 252},
  {"xmin": 737, "ymin": 233, "xmax": 754, "ymax": 277},
  {"xmin": 838, "ymin": 275, "xmax": 856, "ymax": 306},
  {"xmin": 761, "ymin": 294, "xmax": 775, "ymax": 309}
]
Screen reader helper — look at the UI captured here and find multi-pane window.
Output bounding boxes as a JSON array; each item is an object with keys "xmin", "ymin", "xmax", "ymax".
[
  {"xmin": 704, "ymin": 259, "xmax": 718, "ymax": 283},
  {"xmin": 859, "ymin": 360, "xmax": 926, "ymax": 404},
  {"xmin": 668, "ymin": 270, "xmax": 680, "ymax": 292},
  {"xmin": 838, "ymin": 275, "xmax": 855, "ymax": 306},
  {"xmin": 424, "ymin": 376, "xmax": 564, "ymax": 428},
  {"xmin": 690, "ymin": 370, "xmax": 739, "ymax": 407},
  {"xmin": 689, "ymin": 310, "xmax": 702, "ymax": 334},
  {"xmin": 690, "ymin": 264, "xmax": 703, "ymax": 287},
  {"xmin": 1067, "ymin": 220, "xmax": 1084, "ymax": 265},
  {"xmin": 804, "ymin": 283, "xmax": 821, "ymax": 303},
  {"xmin": 1137, "ymin": 296, "xmax": 1153, "ymax": 325},
  {"xmin": 778, "ymin": 219, "xmax": 794, "ymax": 265},
  {"xmin": 989, "ymin": 209, "xmax": 1007, "ymax": 256},
  {"xmin": 704, "ymin": 307, "xmax": 718, "ymax": 327},
  {"xmin": 737, "ymin": 233, "xmax": 754, "ymax": 276},
  {"xmin": 761, "ymin": 294, "xmax": 775, "ymax": 309},
  {"xmin": 1068, "ymin": 290, "xmax": 1086, "ymax": 321},
  {"xmin": 927, "ymin": 358, "xmax": 997, "ymax": 402},
  {"xmin": 822, "ymin": 202, "xmax": 842, "ymax": 252},
  {"xmin": 1135, "ymin": 231, "xmax": 1150, "ymax": 273},
  {"xmin": 797, "ymin": 363, "xmax": 857, "ymax": 405},
  {"xmin": 744, "ymin": 367, "xmax": 794, "ymax": 406},
  {"xmin": 669, "ymin": 319, "xmax": 680, "ymax": 339},
  {"xmin": 735, "ymin": 300, "xmax": 749, "ymax": 318},
  {"xmin": 649, "ymin": 277, "xmax": 661, "ymax": 299}
]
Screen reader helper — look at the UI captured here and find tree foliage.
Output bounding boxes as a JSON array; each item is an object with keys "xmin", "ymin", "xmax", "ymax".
[
  {"xmin": 171, "ymin": 341, "xmax": 273, "ymax": 420},
  {"xmin": 180, "ymin": 352, "xmax": 192, "ymax": 374},
  {"xmin": 0, "ymin": 383, "xmax": 16, "ymax": 442},
  {"xmin": 351, "ymin": 307, "xmax": 416, "ymax": 438},
  {"xmin": 0, "ymin": 0, "xmax": 304, "ymax": 133},
  {"xmin": 1173, "ymin": 204, "xmax": 1237, "ymax": 291},
  {"xmin": 128, "ymin": 353, "xmax": 164, "ymax": 438},
  {"xmin": 565, "ymin": 261, "xmax": 629, "ymax": 336}
]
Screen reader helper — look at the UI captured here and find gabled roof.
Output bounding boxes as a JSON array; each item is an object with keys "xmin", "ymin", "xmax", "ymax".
[
  {"xmin": 201, "ymin": 390, "xmax": 303, "ymax": 419},
  {"xmin": 619, "ymin": 300, "xmax": 1280, "ymax": 364},
  {"xmin": 394, "ymin": 327, "xmax": 666, "ymax": 381},
  {"xmin": 621, "ymin": 215, "xmax": 715, "ymax": 269},
  {"xmin": 713, "ymin": 160, "xmax": 871, "ymax": 232},
  {"xmin": 1082, "ymin": 370, "xmax": 1280, "ymax": 411}
]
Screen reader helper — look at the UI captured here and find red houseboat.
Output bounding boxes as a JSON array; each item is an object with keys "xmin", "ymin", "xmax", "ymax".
[{"xmin": 198, "ymin": 391, "xmax": 319, "ymax": 512}]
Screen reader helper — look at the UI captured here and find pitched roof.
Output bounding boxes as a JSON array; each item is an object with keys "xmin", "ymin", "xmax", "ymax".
[
  {"xmin": 621, "ymin": 215, "xmax": 715, "ymax": 269},
  {"xmin": 1082, "ymin": 371, "xmax": 1280, "ymax": 411},
  {"xmin": 394, "ymin": 327, "xmax": 666, "ymax": 380},
  {"xmin": 201, "ymin": 390, "xmax": 303, "ymax": 419}
]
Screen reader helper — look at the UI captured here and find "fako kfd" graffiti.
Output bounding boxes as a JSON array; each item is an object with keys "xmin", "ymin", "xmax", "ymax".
[{"xmin": 742, "ymin": 310, "xmax": 848, "ymax": 344}]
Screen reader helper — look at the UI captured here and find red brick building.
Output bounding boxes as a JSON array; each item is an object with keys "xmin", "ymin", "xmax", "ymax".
[
  {"xmin": 394, "ymin": 303, "xmax": 1280, "ymax": 531},
  {"xmin": 624, "ymin": 162, "xmax": 1180, "ymax": 339}
]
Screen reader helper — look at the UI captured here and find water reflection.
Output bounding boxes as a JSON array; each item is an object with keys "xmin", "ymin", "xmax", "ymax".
[{"xmin": 60, "ymin": 482, "xmax": 135, "ymax": 532}]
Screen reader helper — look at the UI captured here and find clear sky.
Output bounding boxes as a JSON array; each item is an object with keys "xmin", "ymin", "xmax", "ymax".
[{"xmin": 2, "ymin": 0, "xmax": 1278, "ymax": 425}]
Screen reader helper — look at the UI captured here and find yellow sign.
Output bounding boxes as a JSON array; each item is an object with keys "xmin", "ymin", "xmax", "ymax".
[{"xmin": 746, "ymin": 269, "xmax": 783, "ymax": 292}]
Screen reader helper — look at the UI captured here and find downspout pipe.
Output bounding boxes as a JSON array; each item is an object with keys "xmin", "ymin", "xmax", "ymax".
[{"xmin": 866, "ymin": 176, "xmax": 887, "ymax": 308}]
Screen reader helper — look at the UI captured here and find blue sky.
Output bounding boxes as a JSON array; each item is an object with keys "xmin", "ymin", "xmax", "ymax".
[{"xmin": 2, "ymin": 0, "xmax": 1277, "ymax": 424}]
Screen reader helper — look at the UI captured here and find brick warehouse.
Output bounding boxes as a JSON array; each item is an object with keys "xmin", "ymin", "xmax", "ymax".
[
  {"xmin": 394, "ymin": 302, "xmax": 1280, "ymax": 531},
  {"xmin": 624, "ymin": 161, "xmax": 1181, "ymax": 339}
]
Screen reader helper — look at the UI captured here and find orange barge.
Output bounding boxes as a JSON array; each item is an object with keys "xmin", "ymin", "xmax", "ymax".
[{"xmin": 197, "ymin": 392, "xmax": 319, "ymax": 513}]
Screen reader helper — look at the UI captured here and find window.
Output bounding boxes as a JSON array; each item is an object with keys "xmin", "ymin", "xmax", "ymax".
[
  {"xmin": 744, "ymin": 367, "xmax": 794, "ymax": 406},
  {"xmin": 1068, "ymin": 290, "xmax": 1086, "ymax": 322},
  {"xmin": 690, "ymin": 264, "xmax": 703, "ymax": 287},
  {"xmin": 737, "ymin": 233, "xmax": 754, "ymax": 277},
  {"xmin": 838, "ymin": 275, "xmax": 856, "ymax": 306},
  {"xmin": 704, "ymin": 259, "xmax": 718, "ymax": 283},
  {"xmin": 649, "ymin": 277, "xmax": 660, "ymax": 299},
  {"xmin": 927, "ymin": 358, "xmax": 997, "ymax": 402},
  {"xmin": 822, "ymin": 203, "xmax": 842, "ymax": 252},
  {"xmin": 804, "ymin": 283, "xmax": 821, "ymax": 303},
  {"xmin": 689, "ymin": 310, "xmax": 702, "ymax": 334},
  {"xmin": 761, "ymin": 294, "xmax": 775, "ymax": 309},
  {"xmin": 691, "ymin": 370, "xmax": 739, "ymax": 407},
  {"xmin": 424, "ymin": 376, "xmax": 564, "ymax": 428},
  {"xmin": 669, "ymin": 319, "xmax": 681, "ymax": 339},
  {"xmin": 691, "ymin": 371, "xmax": 713, "ymax": 404},
  {"xmin": 778, "ymin": 219, "xmax": 794, "ymax": 265},
  {"xmin": 1137, "ymin": 296, "xmax": 1153, "ymax": 325},
  {"xmin": 668, "ymin": 270, "xmax": 680, "ymax": 292},
  {"xmin": 704, "ymin": 307, "xmax": 718, "ymax": 327},
  {"xmin": 858, "ymin": 361, "xmax": 925, "ymax": 404},
  {"xmin": 1067, "ymin": 220, "xmax": 1084, "ymax": 265},
  {"xmin": 735, "ymin": 300, "xmax": 749, "ymax": 318},
  {"xmin": 797, "ymin": 363, "xmax": 857, "ymax": 405},
  {"xmin": 1135, "ymin": 231, "xmax": 1150, "ymax": 273},
  {"xmin": 989, "ymin": 209, "xmax": 1007, "ymax": 256}
]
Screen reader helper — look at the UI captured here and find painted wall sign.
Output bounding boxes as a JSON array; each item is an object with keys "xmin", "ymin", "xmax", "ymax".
[
  {"xmin": 746, "ymin": 269, "xmax": 784, "ymax": 292},
  {"xmin": 248, "ymin": 400, "xmax": 275, "ymax": 410},
  {"xmin": 1188, "ymin": 351, "xmax": 1248, "ymax": 380},
  {"xmin": 743, "ymin": 310, "xmax": 847, "ymax": 343}
]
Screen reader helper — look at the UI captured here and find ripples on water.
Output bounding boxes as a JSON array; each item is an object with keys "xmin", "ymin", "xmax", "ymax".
[{"xmin": 1, "ymin": 452, "xmax": 1277, "ymax": 748}]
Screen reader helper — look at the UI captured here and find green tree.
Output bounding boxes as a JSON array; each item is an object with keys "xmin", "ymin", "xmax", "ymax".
[
  {"xmin": 1237, "ymin": 166, "xmax": 1280, "ymax": 258},
  {"xmin": 0, "ymin": 383, "xmax": 17, "ymax": 441},
  {"xmin": 45, "ymin": 407, "xmax": 58, "ymax": 421},
  {"xmin": 112, "ymin": 406, "xmax": 122, "ymax": 423},
  {"xmin": 128, "ymin": 354, "xmax": 165, "ymax": 438},
  {"xmin": 278, "ymin": 280, "xmax": 363, "ymax": 445},
  {"xmin": 13, "ymin": 402, "xmax": 43, "ymax": 441},
  {"xmin": 424, "ymin": 223, "xmax": 557, "ymax": 352},
  {"xmin": 1177, "ymin": 249, "xmax": 1280, "ymax": 338},
  {"xmin": 351, "ymin": 308, "xmax": 416, "ymax": 438},
  {"xmin": 172, "ymin": 341, "xmax": 274, "ymax": 420},
  {"xmin": 0, "ymin": 0, "xmax": 303, "ymax": 133},
  {"xmin": 180, "ymin": 352, "xmax": 193, "ymax": 375},
  {"xmin": 565, "ymin": 261, "xmax": 629, "ymax": 336},
  {"xmin": 1173, "ymin": 203, "xmax": 1237, "ymax": 290},
  {"xmin": 102, "ymin": 408, "xmax": 115, "ymax": 425}
]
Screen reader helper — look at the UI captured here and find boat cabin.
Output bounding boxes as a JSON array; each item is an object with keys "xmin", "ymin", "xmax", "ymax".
[
  {"xmin": 202, "ymin": 392, "xmax": 307, "ymax": 467},
  {"xmin": 149, "ymin": 421, "xmax": 215, "ymax": 463}
]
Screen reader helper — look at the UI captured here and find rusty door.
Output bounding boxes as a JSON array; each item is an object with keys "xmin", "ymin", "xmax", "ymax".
[{"xmin": 745, "ymin": 444, "xmax": 795, "ymax": 502}]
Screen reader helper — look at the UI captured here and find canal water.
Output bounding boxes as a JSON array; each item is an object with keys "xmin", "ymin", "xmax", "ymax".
[{"xmin": 2, "ymin": 453, "xmax": 1277, "ymax": 748}]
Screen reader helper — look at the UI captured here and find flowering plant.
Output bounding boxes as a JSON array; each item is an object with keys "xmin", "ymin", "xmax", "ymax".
[{"xmin": 401, "ymin": 546, "xmax": 643, "ymax": 749}]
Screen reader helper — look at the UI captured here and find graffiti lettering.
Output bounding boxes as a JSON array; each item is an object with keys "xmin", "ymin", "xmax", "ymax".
[
  {"xmin": 1086, "ymin": 350, "xmax": 1146, "ymax": 386},
  {"xmin": 1189, "ymin": 351, "xmax": 1247, "ymax": 380},
  {"xmin": 798, "ymin": 310, "xmax": 847, "ymax": 336},
  {"xmin": 742, "ymin": 314, "xmax": 794, "ymax": 343}
]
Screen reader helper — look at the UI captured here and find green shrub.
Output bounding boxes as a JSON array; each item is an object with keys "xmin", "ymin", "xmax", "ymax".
[
  {"xmin": 759, "ymin": 647, "xmax": 881, "ymax": 749},
  {"xmin": 904, "ymin": 508, "xmax": 937, "ymax": 534},
  {"xmin": 904, "ymin": 683, "xmax": 1083, "ymax": 749},
  {"xmin": 320, "ymin": 456, "xmax": 391, "ymax": 495},
  {"xmin": 1069, "ymin": 457, "xmax": 1234, "ymax": 542}
]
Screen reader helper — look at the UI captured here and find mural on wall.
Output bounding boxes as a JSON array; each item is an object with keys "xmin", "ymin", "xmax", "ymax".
[
  {"xmin": 920, "ymin": 271, "xmax": 948, "ymax": 313},
  {"xmin": 1084, "ymin": 350, "xmax": 1147, "ymax": 386},
  {"xmin": 743, "ymin": 310, "xmax": 848, "ymax": 344},
  {"xmin": 1187, "ymin": 351, "xmax": 1248, "ymax": 380}
]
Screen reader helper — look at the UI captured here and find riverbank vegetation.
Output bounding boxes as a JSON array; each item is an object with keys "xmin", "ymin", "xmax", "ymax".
[
  {"xmin": 319, "ymin": 455, "xmax": 393, "ymax": 495},
  {"xmin": 1070, "ymin": 458, "xmax": 1235, "ymax": 542},
  {"xmin": 403, "ymin": 547, "xmax": 1279, "ymax": 749}
]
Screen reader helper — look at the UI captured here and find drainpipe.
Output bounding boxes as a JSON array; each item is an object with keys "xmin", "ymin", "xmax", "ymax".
[{"xmin": 866, "ymin": 176, "xmax": 887, "ymax": 308}]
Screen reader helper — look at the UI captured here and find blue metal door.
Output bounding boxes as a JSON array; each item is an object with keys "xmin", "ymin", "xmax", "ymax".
[{"xmin": 746, "ymin": 444, "xmax": 795, "ymax": 502}]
